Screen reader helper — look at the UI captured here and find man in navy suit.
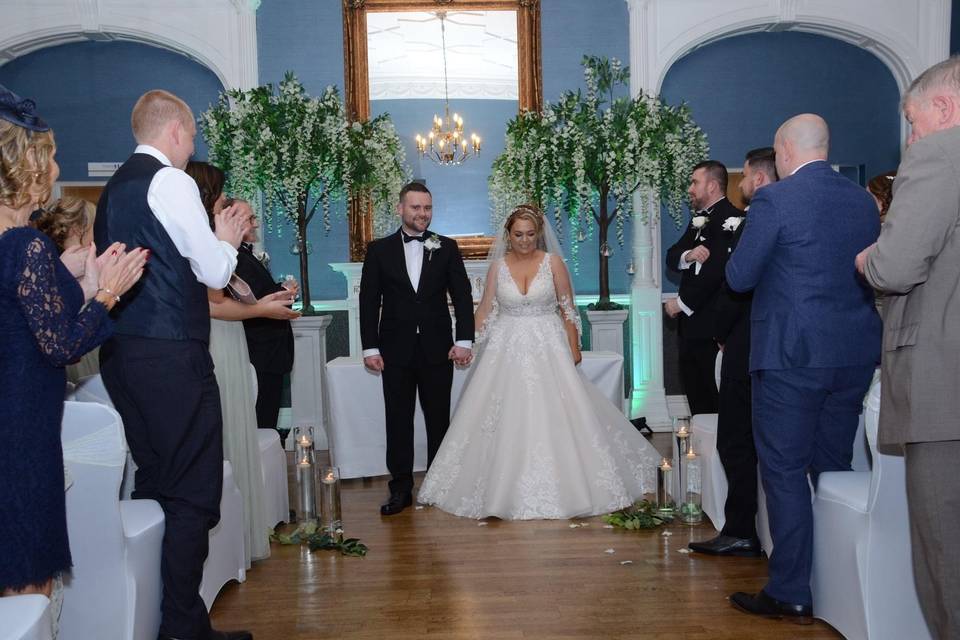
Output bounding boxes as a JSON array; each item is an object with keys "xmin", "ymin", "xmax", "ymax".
[{"xmin": 725, "ymin": 114, "xmax": 881, "ymax": 623}]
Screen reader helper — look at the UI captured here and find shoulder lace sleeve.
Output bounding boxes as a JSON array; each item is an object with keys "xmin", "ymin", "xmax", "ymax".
[
  {"xmin": 17, "ymin": 236, "xmax": 113, "ymax": 367},
  {"xmin": 474, "ymin": 260, "xmax": 500, "ymax": 345},
  {"xmin": 551, "ymin": 254, "xmax": 582, "ymax": 338}
]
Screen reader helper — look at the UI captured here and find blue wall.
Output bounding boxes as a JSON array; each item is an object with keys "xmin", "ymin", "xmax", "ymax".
[
  {"xmin": 0, "ymin": 41, "xmax": 223, "ymax": 182},
  {"xmin": 371, "ymin": 98, "xmax": 517, "ymax": 236},
  {"xmin": 659, "ymin": 31, "xmax": 902, "ymax": 293}
]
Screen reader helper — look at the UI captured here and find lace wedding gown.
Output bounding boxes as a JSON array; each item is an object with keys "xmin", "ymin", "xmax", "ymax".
[{"xmin": 418, "ymin": 253, "xmax": 659, "ymax": 519}]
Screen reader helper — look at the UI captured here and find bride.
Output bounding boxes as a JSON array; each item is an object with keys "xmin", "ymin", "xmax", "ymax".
[{"xmin": 418, "ymin": 204, "xmax": 660, "ymax": 519}]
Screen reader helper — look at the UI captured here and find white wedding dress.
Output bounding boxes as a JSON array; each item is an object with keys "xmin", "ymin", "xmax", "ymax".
[{"xmin": 418, "ymin": 252, "xmax": 659, "ymax": 520}]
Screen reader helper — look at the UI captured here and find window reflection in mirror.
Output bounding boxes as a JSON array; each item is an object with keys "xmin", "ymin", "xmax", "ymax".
[{"xmin": 367, "ymin": 10, "xmax": 519, "ymax": 237}]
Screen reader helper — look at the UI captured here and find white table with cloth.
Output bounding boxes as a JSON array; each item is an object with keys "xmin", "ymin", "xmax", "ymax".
[{"xmin": 325, "ymin": 351, "xmax": 626, "ymax": 479}]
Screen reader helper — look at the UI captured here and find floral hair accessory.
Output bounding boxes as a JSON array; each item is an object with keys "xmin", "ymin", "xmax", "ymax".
[{"xmin": 0, "ymin": 85, "xmax": 50, "ymax": 132}]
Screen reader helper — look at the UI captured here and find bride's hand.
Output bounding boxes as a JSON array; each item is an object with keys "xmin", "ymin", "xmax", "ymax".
[{"xmin": 572, "ymin": 346, "xmax": 582, "ymax": 366}]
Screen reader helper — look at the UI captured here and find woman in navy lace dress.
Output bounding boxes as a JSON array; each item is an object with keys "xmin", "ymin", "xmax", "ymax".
[{"xmin": 0, "ymin": 86, "xmax": 147, "ymax": 596}]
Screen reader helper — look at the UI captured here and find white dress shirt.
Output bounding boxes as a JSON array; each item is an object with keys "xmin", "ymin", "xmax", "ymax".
[
  {"xmin": 362, "ymin": 231, "xmax": 471, "ymax": 358},
  {"xmin": 136, "ymin": 144, "xmax": 237, "ymax": 289}
]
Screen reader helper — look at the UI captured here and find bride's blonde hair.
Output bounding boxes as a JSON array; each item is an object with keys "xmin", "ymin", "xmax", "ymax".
[{"xmin": 504, "ymin": 204, "xmax": 545, "ymax": 239}]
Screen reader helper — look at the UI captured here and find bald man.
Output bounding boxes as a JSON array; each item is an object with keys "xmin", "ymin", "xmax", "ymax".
[{"xmin": 723, "ymin": 114, "xmax": 881, "ymax": 623}]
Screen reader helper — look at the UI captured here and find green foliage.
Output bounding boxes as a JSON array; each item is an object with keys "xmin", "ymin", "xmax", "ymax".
[
  {"xmin": 270, "ymin": 522, "xmax": 369, "ymax": 558},
  {"xmin": 200, "ymin": 72, "xmax": 409, "ymax": 236},
  {"xmin": 602, "ymin": 499, "xmax": 672, "ymax": 530}
]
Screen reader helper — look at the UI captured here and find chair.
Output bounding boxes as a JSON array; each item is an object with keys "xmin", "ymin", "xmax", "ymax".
[
  {"xmin": 259, "ymin": 429, "xmax": 290, "ymax": 528},
  {"xmin": 65, "ymin": 374, "xmax": 138, "ymax": 499},
  {"xmin": 59, "ymin": 402, "xmax": 164, "ymax": 640},
  {"xmin": 690, "ymin": 351, "xmax": 727, "ymax": 530},
  {"xmin": 0, "ymin": 594, "xmax": 53, "ymax": 640},
  {"xmin": 811, "ymin": 377, "xmax": 931, "ymax": 639},
  {"xmin": 199, "ymin": 461, "xmax": 247, "ymax": 611}
]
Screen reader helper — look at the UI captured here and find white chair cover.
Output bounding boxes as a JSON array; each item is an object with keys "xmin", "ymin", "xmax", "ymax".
[
  {"xmin": 59, "ymin": 401, "xmax": 163, "ymax": 640},
  {"xmin": 199, "ymin": 461, "xmax": 247, "ymax": 611},
  {"xmin": 811, "ymin": 376, "xmax": 931, "ymax": 639},
  {"xmin": 0, "ymin": 595, "xmax": 53, "ymax": 640},
  {"xmin": 258, "ymin": 429, "xmax": 289, "ymax": 527}
]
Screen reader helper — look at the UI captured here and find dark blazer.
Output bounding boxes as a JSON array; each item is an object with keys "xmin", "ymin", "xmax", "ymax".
[
  {"xmin": 714, "ymin": 219, "xmax": 751, "ymax": 380},
  {"xmin": 726, "ymin": 160, "xmax": 881, "ymax": 372},
  {"xmin": 359, "ymin": 230, "xmax": 474, "ymax": 366},
  {"xmin": 234, "ymin": 244, "xmax": 294, "ymax": 375},
  {"xmin": 666, "ymin": 197, "xmax": 741, "ymax": 339}
]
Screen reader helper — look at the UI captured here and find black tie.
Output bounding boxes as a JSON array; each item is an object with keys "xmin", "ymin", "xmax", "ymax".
[{"xmin": 402, "ymin": 232, "xmax": 425, "ymax": 243}]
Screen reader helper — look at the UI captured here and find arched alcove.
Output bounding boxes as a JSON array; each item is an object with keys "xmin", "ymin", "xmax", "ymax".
[{"xmin": 0, "ymin": 0, "xmax": 258, "ymax": 90}]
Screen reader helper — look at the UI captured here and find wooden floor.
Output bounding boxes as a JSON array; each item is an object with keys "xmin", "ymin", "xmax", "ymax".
[{"xmin": 210, "ymin": 437, "xmax": 841, "ymax": 639}]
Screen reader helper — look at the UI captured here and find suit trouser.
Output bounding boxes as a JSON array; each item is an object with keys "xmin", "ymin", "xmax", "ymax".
[
  {"xmin": 905, "ymin": 440, "xmax": 960, "ymax": 640},
  {"xmin": 678, "ymin": 336, "xmax": 719, "ymax": 415},
  {"xmin": 380, "ymin": 337, "xmax": 454, "ymax": 495},
  {"xmin": 752, "ymin": 365, "xmax": 874, "ymax": 606},
  {"xmin": 253, "ymin": 368, "xmax": 284, "ymax": 431},
  {"xmin": 716, "ymin": 375, "xmax": 757, "ymax": 540},
  {"xmin": 100, "ymin": 336, "xmax": 223, "ymax": 640}
]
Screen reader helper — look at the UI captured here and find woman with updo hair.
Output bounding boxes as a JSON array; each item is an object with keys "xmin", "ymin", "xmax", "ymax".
[
  {"xmin": 0, "ymin": 85, "xmax": 147, "ymax": 599},
  {"xmin": 418, "ymin": 204, "xmax": 661, "ymax": 520},
  {"xmin": 867, "ymin": 171, "xmax": 896, "ymax": 223}
]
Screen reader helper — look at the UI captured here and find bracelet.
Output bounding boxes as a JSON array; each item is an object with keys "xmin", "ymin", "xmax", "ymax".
[{"xmin": 97, "ymin": 287, "xmax": 121, "ymax": 303}]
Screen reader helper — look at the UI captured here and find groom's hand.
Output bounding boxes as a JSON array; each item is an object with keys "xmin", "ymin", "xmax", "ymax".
[
  {"xmin": 363, "ymin": 355, "xmax": 385, "ymax": 372},
  {"xmin": 449, "ymin": 345, "xmax": 472, "ymax": 366}
]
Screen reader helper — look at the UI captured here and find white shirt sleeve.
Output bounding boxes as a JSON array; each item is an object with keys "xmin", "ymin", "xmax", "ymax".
[
  {"xmin": 454, "ymin": 340, "xmax": 472, "ymax": 350},
  {"xmin": 679, "ymin": 250, "xmax": 695, "ymax": 270},
  {"xmin": 362, "ymin": 348, "xmax": 381, "ymax": 358},
  {"xmin": 147, "ymin": 167, "xmax": 237, "ymax": 289},
  {"xmin": 676, "ymin": 296, "xmax": 694, "ymax": 317}
]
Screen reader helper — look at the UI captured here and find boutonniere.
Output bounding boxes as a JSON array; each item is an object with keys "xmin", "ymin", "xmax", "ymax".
[
  {"xmin": 691, "ymin": 215, "xmax": 708, "ymax": 241},
  {"xmin": 722, "ymin": 216, "xmax": 744, "ymax": 232},
  {"xmin": 254, "ymin": 249, "xmax": 270, "ymax": 267},
  {"xmin": 423, "ymin": 233, "xmax": 441, "ymax": 260}
]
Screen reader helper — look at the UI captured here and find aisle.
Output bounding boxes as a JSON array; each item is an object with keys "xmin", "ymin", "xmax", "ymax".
[{"xmin": 210, "ymin": 445, "xmax": 841, "ymax": 639}]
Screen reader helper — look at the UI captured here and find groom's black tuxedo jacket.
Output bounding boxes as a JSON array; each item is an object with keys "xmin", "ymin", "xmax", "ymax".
[
  {"xmin": 665, "ymin": 197, "xmax": 741, "ymax": 340},
  {"xmin": 714, "ymin": 219, "xmax": 752, "ymax": 381},
  {"xmin": 359, "ymin": 230, "xmax": 474, "ymax": 366}
]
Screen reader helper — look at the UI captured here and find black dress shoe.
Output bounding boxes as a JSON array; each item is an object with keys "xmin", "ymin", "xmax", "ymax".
[
  {"xmin": 688, "ymin": 534, "xmax": 762, "ymax": 557},
  {"xmin": 380, "ymin": 492, "xmax": 413, "ymax": 516},
  {"xmin": 730, "ymin": 590, "xmax": 813, "ymax": 625}
]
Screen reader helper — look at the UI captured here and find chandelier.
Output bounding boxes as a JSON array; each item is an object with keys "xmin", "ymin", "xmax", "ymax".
[{"xmin": 414, "ymin": 11, "xmax": 481, "ymax": 166}]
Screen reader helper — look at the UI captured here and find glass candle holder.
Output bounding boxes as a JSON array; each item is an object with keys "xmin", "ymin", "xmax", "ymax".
[
  {"xmin": 656, "ymin": 457, "xmax": 674, "ymax": 517},
  {"xmin": 293, "ymin": 426, "xmax": 317, "ymax": 522},
  {"xmin": 680, "ymin": 445, "xmax": 703, "ymax": 525},
  {"xmin": 319, "ymin": 466, "xmax": 342, "ymax": 534},
  {"xmin": 674, "ymin": 415, "xmax": 691, "ymax": 457}
]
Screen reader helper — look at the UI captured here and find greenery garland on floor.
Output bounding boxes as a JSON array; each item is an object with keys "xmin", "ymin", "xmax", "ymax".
[
  {"xmin": 270, "ymin": 522, "xmax": 368, "ymax": 557},
  {"xmin": 602, "ymin": 499, "xmax": 672, "ymax": 530}
]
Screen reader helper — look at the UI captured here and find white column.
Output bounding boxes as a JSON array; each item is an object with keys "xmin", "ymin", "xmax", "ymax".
[
  {"xmin": 625, "ymin": 0, "xmax": 671, "ymax": 428},
  {"xmin": 291, "ymin": 315, "xmax": 333, "ymax": 449}
]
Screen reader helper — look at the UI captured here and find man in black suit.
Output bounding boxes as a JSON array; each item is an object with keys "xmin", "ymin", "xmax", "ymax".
[
  {"xmin": 665, "ymin": 160, "xmax": 740, "ymax": 415},
  {"xmin": 689, "ymin": 147, "xmax": 777, "ymax": 557},
  {"xmin": 359, "ymin": 182, "xmax": 474, "ymax": 516},
  {"xmin": 232, "ymin": 203, "xmax": 298, "ymax": 438}
]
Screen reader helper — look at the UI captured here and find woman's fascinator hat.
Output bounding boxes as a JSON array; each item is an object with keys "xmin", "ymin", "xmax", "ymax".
[{"xmin": 0, "ymin": 85, "xmax": 50, "ymax": 132}]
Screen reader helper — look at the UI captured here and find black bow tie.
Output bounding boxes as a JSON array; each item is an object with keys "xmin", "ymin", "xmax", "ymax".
[{"xmin": 402, "ymin": 232, "xmax": 425, "ymax": 243}]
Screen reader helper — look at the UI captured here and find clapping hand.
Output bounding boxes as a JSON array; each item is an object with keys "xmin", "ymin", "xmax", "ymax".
[
  {"xmin": 214, "ymin": 202, "xmax": 251, "ymax": 248},
  {"xmin": 855, "ymin": 243, "xmax": 876, "ymax": 276},
  {"xmin": 256, "ymin": 290, "xmax": 301, "ymax": 320},
  {"xmin": 687, "ymin": 244, "xmax": 710, "ymax": 264},
  {"xmin": 60, "ymin": 245, "xmax": 88, "ymax": 279},
  {"xmin": 449, "ymin": 345, "xmax": 473, "ymax": 366},
  {"xmin": 664, "ymin": 298, "xmax": 682, "ymax": 318}
]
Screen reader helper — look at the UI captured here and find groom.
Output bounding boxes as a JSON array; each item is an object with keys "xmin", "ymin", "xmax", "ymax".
[{"xmin": 359, "ymin": 181, "xmax": 474, "ymax": 515}]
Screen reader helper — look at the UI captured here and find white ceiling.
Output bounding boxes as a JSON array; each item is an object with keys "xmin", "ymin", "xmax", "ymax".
[{"xmin": 367, "ymin": 10, "xmax": 518, "ymax": 101}]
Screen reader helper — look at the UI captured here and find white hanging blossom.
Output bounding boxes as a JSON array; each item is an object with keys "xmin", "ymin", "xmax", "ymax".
[
  {"xmin": 489, "ymin": 56, "xmax": 709, "ymax": 301},
  {"xmin": 200, "ymin": 72, "xmax": 409, "ymax": 239}
]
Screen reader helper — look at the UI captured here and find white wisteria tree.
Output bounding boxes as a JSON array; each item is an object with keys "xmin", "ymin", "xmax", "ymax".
[
  {"xmin": 490, "ymin": 56, "xmax": 709, "ymax": 309},
  {"xmin": 201, "ymin": 72, "xmax": 408, "ymax": 313}
]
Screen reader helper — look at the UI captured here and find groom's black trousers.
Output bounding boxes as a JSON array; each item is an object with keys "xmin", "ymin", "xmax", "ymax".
[
  {"xmin": 381, "ymin": 336, "xmax": 454, "ymax": 495},
  {"xmin": 716, "ymin": 375, "xmax": 758, "ymax": 540}
]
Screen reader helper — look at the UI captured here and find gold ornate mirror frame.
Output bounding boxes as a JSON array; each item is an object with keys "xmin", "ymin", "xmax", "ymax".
[{"xmin": 343, "ymin": 0, "xmax": 543, "ymax": 260}]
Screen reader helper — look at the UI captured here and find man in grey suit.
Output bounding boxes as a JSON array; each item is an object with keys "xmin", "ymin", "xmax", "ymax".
[{"xmin": 857, "ymin": 56, "xmax": 960, "ymax": 639}]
